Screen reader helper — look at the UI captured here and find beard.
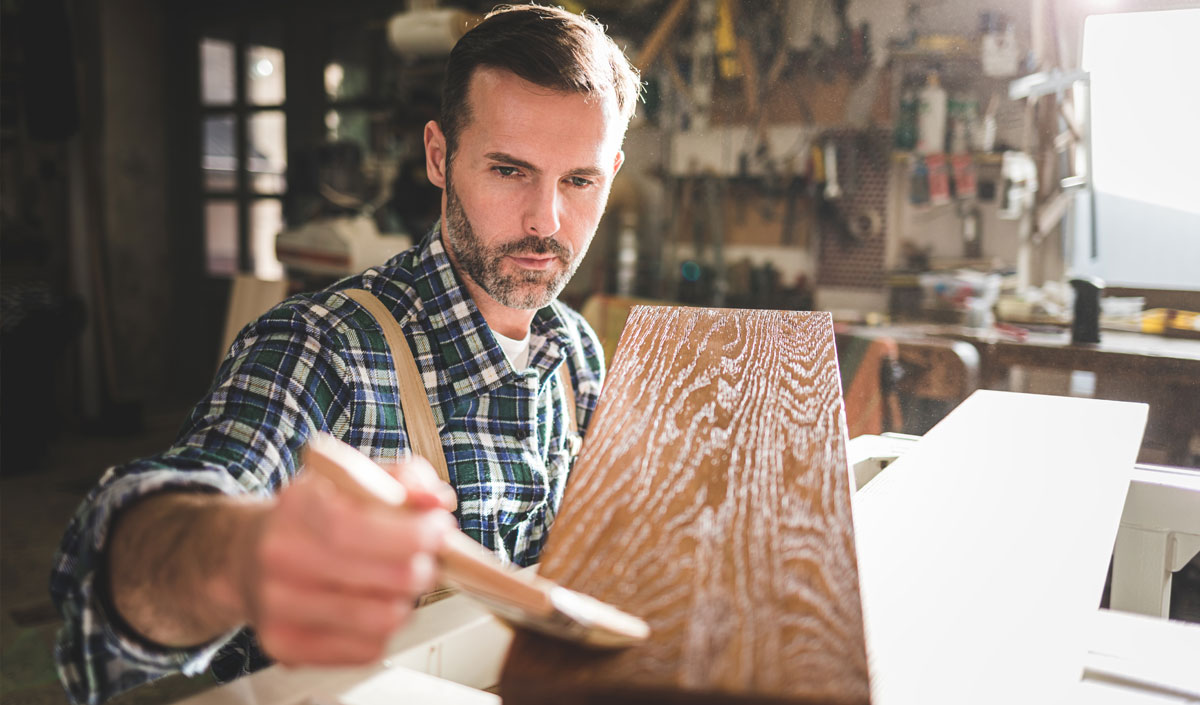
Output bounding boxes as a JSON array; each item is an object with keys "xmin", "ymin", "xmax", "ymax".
[{"xmin": 443, "ymin": 178, "xmax": 582, "ymax": 311}]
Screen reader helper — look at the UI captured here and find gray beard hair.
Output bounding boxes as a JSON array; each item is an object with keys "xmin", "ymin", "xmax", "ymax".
[{"xmin": 443, "ymin": 180, "xmax": 582, "ymax": 311}]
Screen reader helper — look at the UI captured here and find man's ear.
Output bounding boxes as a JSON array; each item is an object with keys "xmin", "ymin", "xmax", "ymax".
[
  {"xmin": 424, "ymin": 120, "xmax": 448, "ymax": 189},
  {"xmin": 612, "ymin": 149, "xmax": 625, "ymax": 176}
]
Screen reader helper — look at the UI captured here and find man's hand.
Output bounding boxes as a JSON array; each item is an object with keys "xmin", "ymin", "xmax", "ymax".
[
  {"xmin": 241, "ymin": 457, "xmax": 455, "ymax": 666},
  {"xmin": 109, "ymin": 456, "xmax": 456, "ymax": 667}
]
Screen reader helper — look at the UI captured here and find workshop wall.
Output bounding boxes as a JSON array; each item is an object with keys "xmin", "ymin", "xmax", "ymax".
[
  {"xmin": 72, "ymin": 0, "xmax": 1054, "ymax": 411},
  {"xmin": 11, "ymin": 0, "xmax": 1194, "ymax": 434},
  {"xmin": 98, "ymin": 0, "xmax": 172, "ymax": 404},
  {"xmin": 1, "ymin": 0, "xmax": 173, "ymax": 441}
]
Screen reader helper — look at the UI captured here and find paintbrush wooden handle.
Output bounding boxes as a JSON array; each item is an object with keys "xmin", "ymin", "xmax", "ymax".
[
  {"xmin": 303, "ymin": 434, "xmax": 553, "ymax": 616},
  {"xmin": 439, "ymin": 532, "xmax": 554, "ymax": 615}
]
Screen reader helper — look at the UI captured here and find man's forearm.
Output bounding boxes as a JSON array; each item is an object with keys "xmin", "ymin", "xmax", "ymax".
[{"xmin": 107, "ymin": 492, "xmax": 266, "ymax": 647}]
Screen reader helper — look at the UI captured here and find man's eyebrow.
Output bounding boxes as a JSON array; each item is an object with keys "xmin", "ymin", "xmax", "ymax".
[
  {"xmin": 566, "ymin": 165, "xmax": 607, "ymax": 179},
  {"xmin": 485, "ymin": 152, "xmax": 606, "ymax": 179},
  {"xmin": 485, "ymin": 152, "xmax": 541, "ymax": 174}
]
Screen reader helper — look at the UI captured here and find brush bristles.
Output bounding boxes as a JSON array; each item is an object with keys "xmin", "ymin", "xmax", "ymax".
[{"xmin": 549, "ymin": 587, "xmax": 651, "ymax": 648}]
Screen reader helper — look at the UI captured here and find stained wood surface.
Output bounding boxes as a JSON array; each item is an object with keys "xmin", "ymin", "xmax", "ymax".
[
  {"xmin": 501, "ymin": 306, "xmax": 869, "ymax": 704},
  {"xmin": 852, "ymin": 391, "xmax": 1147, "ymax": 705}
]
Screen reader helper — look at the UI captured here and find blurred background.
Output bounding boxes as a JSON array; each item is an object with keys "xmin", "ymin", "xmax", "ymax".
[{"xmin": 2, "ymin": 0, "xmax": 1198, "ymax": 700}]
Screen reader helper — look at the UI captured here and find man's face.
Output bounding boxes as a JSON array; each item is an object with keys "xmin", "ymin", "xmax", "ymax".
[
  {"xmin": 426, "ymin": 68, "xmax": 625, "ymax": 311},
  {"xmin": 443, "ymin": 177, "xmax": 574, "ymax": 311}
]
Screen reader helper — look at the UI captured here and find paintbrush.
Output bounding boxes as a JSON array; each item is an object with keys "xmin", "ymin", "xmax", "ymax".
[{"xmin": 303, "ymin": 433, "xmax": 650, "ymax": 649}]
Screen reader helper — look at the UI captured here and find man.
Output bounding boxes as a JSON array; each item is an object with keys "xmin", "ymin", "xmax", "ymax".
[{"xmin": 50, "ymin": 6, "xmax": 640, "ymax": 703}]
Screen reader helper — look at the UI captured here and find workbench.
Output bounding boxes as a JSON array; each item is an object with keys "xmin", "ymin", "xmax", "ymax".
[
  {"xmin": 846, "ymin": 323, "xmax": 1200, "ymax": 466},
  {"xmin": 172, "ymin": 594, "xmax": 1200, "ymax": 705},
  {"xmin": 171, "ymin": 402, "xmax": 1200, "ymax": 705}
]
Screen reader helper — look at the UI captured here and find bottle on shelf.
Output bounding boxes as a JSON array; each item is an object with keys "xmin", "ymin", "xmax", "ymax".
[
  {"xmin": 895, "ymin": 84, "xmax": 918, "ymax": 151},
  {"xmin": 948, "ymin": 92, "xmax": 976, "ymax": 154},
  {"xmin": 916, "ymin": 72, "xmax": 947, "ymax": 155}
]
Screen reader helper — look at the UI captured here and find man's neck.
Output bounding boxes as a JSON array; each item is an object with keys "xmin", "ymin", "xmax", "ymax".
[
  {"xmin": 438, "ymin": 231, "xmax": 536, "ymax": 340},
  {"xmin": 466, "ymin": 279, "xmax": 537, "ymax": 340}
]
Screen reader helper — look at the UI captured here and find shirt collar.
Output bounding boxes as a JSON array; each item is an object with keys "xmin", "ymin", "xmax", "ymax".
[{"xmin": 403, "ymin": 224, "xmax": 575, "ymax": 399}]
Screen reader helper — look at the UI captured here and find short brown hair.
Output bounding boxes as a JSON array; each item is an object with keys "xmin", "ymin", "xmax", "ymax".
[{"xmin": 440, "ymin": 4, "xmax": 641, "ymax": 163}]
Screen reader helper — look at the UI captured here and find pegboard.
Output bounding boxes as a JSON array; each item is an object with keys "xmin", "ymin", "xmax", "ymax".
[{"xmin": 816, "ymin": 128, "xmax": 892, "ymax": 290}]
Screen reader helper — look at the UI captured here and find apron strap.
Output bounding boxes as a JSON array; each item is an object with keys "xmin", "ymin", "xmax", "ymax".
[
  {"xmin": 344, "ymin": 288, "xmax": 451, "ymax": 484},
  {"xmin": 558, "ymin": 363, "xmax": 578, "ymax": 436}
]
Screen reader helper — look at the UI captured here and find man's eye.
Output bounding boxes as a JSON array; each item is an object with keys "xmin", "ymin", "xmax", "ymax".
[
  {"xmin": 568, "ymin": 176, "xmax": 594, "ymax": 188},
  {"xmin": 493, "ymin": 166, "xmax": 520, "ymax": 178}
]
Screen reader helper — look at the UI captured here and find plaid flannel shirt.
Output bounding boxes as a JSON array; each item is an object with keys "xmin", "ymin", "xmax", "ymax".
[{"xmin": 49, "ymin": 228, "xmax": 604, "ymax": 704}]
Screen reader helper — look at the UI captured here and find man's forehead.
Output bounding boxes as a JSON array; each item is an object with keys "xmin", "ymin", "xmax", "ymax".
[
  {"xmin": 466, "ymin": 67, "xmax": 576, "ymax": 104},
  {"xmin": 459, "ymin": 67, "xmax": 625, "ymax": 162},
  {"xmin": 464, "ymin": 66, "xmax": 623, "ymax": 120}
]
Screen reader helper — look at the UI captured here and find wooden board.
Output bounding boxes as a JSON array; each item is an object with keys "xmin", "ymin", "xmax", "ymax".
[
  {"xmin": 501, "ymin": 307, "xmax": 870, "ymax": 704},
  {"xmin": 852, "ymin": 391, "xmax": 1147, "ymax": 705}
]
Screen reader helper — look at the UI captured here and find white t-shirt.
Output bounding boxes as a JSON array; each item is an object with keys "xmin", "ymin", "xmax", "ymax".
[{"xmin": 492, "ymin": 327, "xmax": 532, "ymax": 370}]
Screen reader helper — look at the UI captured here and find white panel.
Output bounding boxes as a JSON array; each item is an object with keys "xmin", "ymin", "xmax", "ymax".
[{"xmin": 853, "ymin": 391, "xmax": 1147, "ymax": 705}]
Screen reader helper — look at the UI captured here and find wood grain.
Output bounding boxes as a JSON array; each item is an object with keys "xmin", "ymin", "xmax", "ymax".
[{"xmin": 500, "ymin": 307, "xmax": 870, "ymax": 704}]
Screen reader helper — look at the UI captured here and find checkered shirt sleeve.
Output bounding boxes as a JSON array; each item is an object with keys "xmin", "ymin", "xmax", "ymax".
[{"xmin": 49, "ymin": 231, "xmax": 604, "ymax": 704}]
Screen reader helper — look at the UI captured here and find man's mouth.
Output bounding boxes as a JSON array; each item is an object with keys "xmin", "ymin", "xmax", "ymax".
[{"xmin": 507, "ymin": 253, "xmax": 562, "ymax": 271}]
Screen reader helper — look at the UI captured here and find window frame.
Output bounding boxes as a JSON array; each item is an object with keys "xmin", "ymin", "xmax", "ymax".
[{"xmin": 199, "ymin": 29, "xmax": 287, "ymax": 279}]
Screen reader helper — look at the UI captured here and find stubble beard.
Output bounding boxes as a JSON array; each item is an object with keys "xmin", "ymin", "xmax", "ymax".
[{"xmin": 443, "ymin": 177, "xmax": 582, "ymax": 311}]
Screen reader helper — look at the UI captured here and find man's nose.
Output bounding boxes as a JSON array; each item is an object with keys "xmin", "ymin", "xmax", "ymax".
[{"xmin": 522, "ymin": 180, "xmax": 562, "ymax": 238}]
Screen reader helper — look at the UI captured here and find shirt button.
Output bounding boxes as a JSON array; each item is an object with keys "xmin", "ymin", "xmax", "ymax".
[{"xmin": 515, "ymin": 428, "xmax": 530, "ymax": 440}]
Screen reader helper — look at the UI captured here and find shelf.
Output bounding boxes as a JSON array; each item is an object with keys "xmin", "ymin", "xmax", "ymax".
[
  {"xmin": 891, "ymin": 47, "xmax": 980, "ymax": 63},
  {"xmin": 891, "ymin": 150, "xmax": 1007, "ymax": 165}
]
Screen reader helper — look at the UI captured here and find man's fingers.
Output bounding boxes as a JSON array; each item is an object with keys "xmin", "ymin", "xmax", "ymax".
[
  {"xmin": 293, "ymin": 471, "xmax": 453, "ymax": 558},
  {"xmin": 261, "ymin": 487, "xmax": 446, "ymax": 594},
  {"xmin": 258, "ymin": 620, "xmax": 395, "ymax": 668},
  {"xmin": 382, "ymin": 456, "xmax": 458, "ymax": 511},
  {"xmin": 259, "ymin": 580, "xmax": 411, "ymax": 638},
  {"xmin": 248, "ymin": 462, "xmax": 453, "ymax": 671},
  {"xmin": 323, "ymin": 502, "xmax": 453, "ymax": 561},
  {"xmin": 261, "ymin": 528, "xmax": 442, "ymax": 598}
]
